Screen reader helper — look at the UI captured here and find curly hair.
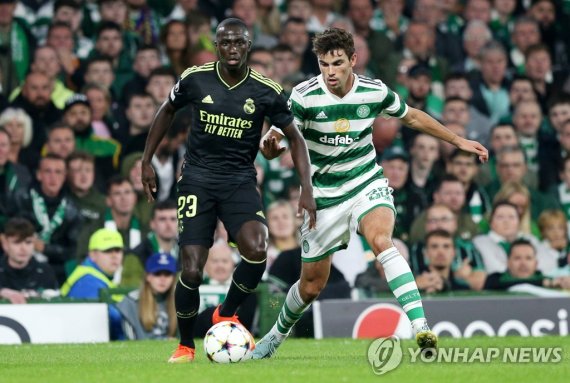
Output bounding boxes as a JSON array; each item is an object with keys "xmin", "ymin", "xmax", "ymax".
[{"xmin": 312, "ymin": 27, "xmax": 355, "ymax": 59}]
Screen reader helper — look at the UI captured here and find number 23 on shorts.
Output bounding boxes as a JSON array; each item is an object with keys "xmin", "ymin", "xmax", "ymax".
[{"xmin": 178, "ymin": 195, "xmax": 198, "ymax": 218}]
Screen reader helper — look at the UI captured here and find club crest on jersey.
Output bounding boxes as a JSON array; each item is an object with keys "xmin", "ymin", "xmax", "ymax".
[
  {"xmin": 334, "ymin": 118, "xmax": 350, "ymax": 133},
  {"xmin": 244, "ymin": 98, "xmax": 255, "ymax": 114},
  {"xmin": 357, "ymin": 105, "xmax": 370, "ymax": 118}
]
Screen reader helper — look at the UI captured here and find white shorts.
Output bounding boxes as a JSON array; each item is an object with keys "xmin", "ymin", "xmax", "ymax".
[{"xmin": 300, "ymin": 177, "xmax": 396, "ymax": 262}]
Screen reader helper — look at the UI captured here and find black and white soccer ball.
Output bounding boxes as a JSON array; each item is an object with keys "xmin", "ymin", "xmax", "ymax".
[{"xmin": 204, "ymin": 321, "xmax": 255, "ymax": 363}]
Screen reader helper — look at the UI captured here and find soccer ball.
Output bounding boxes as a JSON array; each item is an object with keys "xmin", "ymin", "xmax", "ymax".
[{"xmin": 204, "ymin": 321, "xmax": 255, "ymax": 363}]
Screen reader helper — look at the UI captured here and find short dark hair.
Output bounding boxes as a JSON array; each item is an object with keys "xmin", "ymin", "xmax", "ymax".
[
  {"xmin": 444, "ymin": 96, "xmax": 468, "ymax": 106},
  {"xmin": 85, "ymin": 55, "xmax": 113, "ymax": 70},
  {"xmin": 126, "ymin": 91, "xmax": 153, "ymax": 107},
  {"xmin": 67, "ymin": 151, "xmax": 95, "ymax": 166},
  {"xmin": 449, "ymin": 149, "xmax": 476, "ymax": 162},
  {"xmin": 444, "ymin": 72, "xmax": 469, "ymax": 85},
  {"xmin": 152, "ymin": 199, "xmax": 178, "ymax": 218},
  {"xmin": 148, "ymin": 67, "xmax": 177, "ymax": 82},
  {"xmin": 40, "ymin": 153, "xmax": 66, "ymax": 166},
  {"xmin": 54, "ymin": 0, "xmax": 81, "ymax": 12},
  {"xmin": 96, "ymin": 21, "xmax": 122, "ymax": 39},
  {"xmin": 425, "ymin": 229, "xmax": 453, "ymax": 244},
  {"xmin": 47, "ymin": 121, "xmax": 73, "ymax": 136},
  {"xmin": 3, "ymin": 217, "xmax": 36, "ymax": 241},
  {"xmin": 271, "ymin": 43, "xmax": 295, "ymax": 56},
  {"xmin": 548, "ymin": 93, "xmax": 570, "ymax": 110},
  {"xmin": 106, "ymin": 175, "xmax": 132, "ymax": 195},
  {"xmin": 525, "ymin": 43, "xmax": 550, "ymax": 61},
  {"xmin": 434, "ymin": 174, "xmax": 462, "ymax": 193},
  {"xmin": 508, "ymin": 238, "xmax": 535, "ymax": 258},
  {"xmin": 312, "ymin": 27, "xmax": 355, "ymax": 59},
  {"xmin": 47, "ymin": 21, "xmax": 72, "ymax": 37},
  {"xmin": 216, "ymin": 17, "xmax": 248, "ymax": 35},
  {"xmin": 491, "ymin": 201, "xmax": 520, "ymax": 220}
]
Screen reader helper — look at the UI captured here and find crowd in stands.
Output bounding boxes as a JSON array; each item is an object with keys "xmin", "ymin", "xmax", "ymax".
[{"xmin": 1, "ymin": 0, "xmax": 570, "ymax": 339}]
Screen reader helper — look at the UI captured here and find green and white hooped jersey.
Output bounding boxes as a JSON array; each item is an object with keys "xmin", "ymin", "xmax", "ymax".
[{"xmin": 273, "ymin": 74, "xmax": 408, "ymax": 210}]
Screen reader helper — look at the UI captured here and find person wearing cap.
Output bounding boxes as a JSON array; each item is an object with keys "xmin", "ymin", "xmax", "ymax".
[
  {"xmin": 117, "ymin": 252, "xmax": 177, "ymax": 340},
  {"xmin": 61, "ymin": 228, "xmax": 125, "ymax": 340},
  {"xmin": 62, "ymin": 93, "xmax": 121, "ymax": 183},
  {"xmin": 8, "ymin": 153, "xmax": 81, "ymax": 285},
  {"xmin": 400, "ymin": 64, "xmax": 444, "ymax": 120}
]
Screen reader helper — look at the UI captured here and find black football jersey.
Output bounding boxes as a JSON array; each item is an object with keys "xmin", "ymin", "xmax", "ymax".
[{"xmin": 169, "ymin": 61, "xmax": 293, "ymax": 184}]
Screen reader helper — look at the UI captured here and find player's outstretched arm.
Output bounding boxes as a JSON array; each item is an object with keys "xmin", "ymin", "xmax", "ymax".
[
  {"xmin": 141, "ymin": 100, "xmax": 176, "ymax": 202},
  {"xmin": 281, "ymin": 123, "xmax": 317, "ymax": 229},
  {"xmin": 259, "ymin": 128, "xmax": 286, "ymax": 160},
  {"xmin": 401, "ymin": 107, "xmax": 489, "ymax": 163}
]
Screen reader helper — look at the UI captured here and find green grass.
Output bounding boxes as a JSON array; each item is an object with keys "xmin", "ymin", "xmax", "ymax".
[{"xmin": 1, "ymin": 337, "xmax": 569, "ymax": 383}]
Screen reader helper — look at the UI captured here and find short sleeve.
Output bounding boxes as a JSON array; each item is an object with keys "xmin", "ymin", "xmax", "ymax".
[
  {"xmin": 288, "ymin": 88, "xmax": 306, "ymax": 131},
  {"xmin": 379, "ymin": 86, "xmax": 409, "ymax": 119},
  {"xmin": 168, "ymin": 69, "xmax": 194, "ymax": 110},
  {"xmin": 267, "ymin": 89, "xmax": 294, "ymax": 130}
]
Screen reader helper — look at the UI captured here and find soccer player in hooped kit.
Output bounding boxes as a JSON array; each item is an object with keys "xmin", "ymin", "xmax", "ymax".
[
  {"xmin": 141, "ymin": 18, "xmax": 316, "ymax": 363},
  {"xmin": 255, "ymin": 28, "xmax": 489, "ymax": 358}
]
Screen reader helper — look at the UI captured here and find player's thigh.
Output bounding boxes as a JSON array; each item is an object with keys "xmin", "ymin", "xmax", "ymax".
[
  {"xmin": 300, "ymin": 202, "xmax": 351, "ymax": 263},
  {"xmin": 217, "ymin": 181, "xmax": 267, "ymax": 245},
  {"xmin": 352, "ymin": 178, "xmax": 397, "ymax": 253},
  {"xmin": 177, "ymin": 183, "xmax": 218, "ymax": 248}
]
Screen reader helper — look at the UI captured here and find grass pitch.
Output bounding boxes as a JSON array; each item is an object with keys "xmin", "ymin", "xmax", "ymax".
[{"xmin": 1, "ymin": 336, "xmax": 569, "ymax": 383}]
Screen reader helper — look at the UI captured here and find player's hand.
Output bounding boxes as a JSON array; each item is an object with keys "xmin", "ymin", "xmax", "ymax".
[
  {"xmin": 141, "ymin": 162, "xmax": 157, "ymax": 202},
  {"xmin": 261, "ymin": 136, "xmax": 286, "ymax": 160},
  {"xmin": 454, "ymin": 137, "xmax": 489, "ymax": 163},
  {"xmin": 298, "ymin": 186, "xmax": 317, "ymax": 230}
]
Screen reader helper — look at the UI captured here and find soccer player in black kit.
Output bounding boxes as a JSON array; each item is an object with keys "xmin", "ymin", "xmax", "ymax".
[{"xmin": 141, "ymin": 18, "xmax": 316, "ymax": 363}]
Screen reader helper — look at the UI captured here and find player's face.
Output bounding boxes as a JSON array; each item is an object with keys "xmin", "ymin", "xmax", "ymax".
[
  {"xmin": 215, "ymin": 26, "xmax": 251, "ymax": 70},
  {"xmin": 508, "ymin": 245, "xmax": 537, "ymax": 279},
  {"xmin": 150, "ymin": 209, "xmax": 178, "ymax": 241},
  {"xmin": 317, "ymin": 49, "xmax": 356, "ymax": 96},
  {"xmin": 425, "ymin": 236, "xmax": 454, "ymax": 268},
  {"xmin": 1, "ymin": 235, "xmax": 34, "ymax": 266}
]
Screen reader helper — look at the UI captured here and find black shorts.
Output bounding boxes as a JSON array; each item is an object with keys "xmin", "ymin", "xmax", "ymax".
[{"xmin": 176, "ymin": 180, "xmax": 266, "ymax": 248}]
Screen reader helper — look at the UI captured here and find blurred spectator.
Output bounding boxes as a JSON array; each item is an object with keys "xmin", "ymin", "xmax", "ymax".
[
  {"xmin": 346, "ymin": 0, "xmax": 395, "ymax": 78},
  {"xmin": 185, "ymin": 10, "xmax": 214, "ymax": 52},
  {"xmin": 489, "ymin": 0, "xmax": 517, "ymax": 49},
  {"xmin": 49, "ymin": 0, "xmax": 93, "ymax": 58},
  {"xmin": 524, "ymin": 43, "xmax": 567, "ymax": 112},
  {"xmin": 537, "ymin": 210, "xmax": 568, "ymax": 266},
  {"xmin": 248, "ymin": 47, "xmax": 274, "ymax": 78},
  {"xmin": 491, "ymin": 181, "xmax": 542, "ymax": 238},
  {"xmin": 10, "ymin": 72, "xmax": 62, "ymax": 151},
  {"xmin": 443, "ymin": 74, "xmax": 494, "ymax": 145},
  {"xmin": 62, "ymin": 94, "xmax": 121, "ymax": 183},
  {"xmin": 475, "ymin": 123, "xmax": 519, "ymax": 186},
  {"xmin": 83, "ymin": 82, "xmax": 117, "ymax": 139},
  {"xmin": 408, "ymin": 133, "xmax": 441, "ymax": 199},
  {"xmin": 280, "ymin": 17, "xmax": 318, "ymax": 77},
  {"xmin": 9, "ymin": 45, "xmax": 74, "ymax": 110},
  {"xmin": 509, "ymin": 16, "xmax": 541, "ymax": 73},
  {"xmin": 167, "ymin": 0, "xmax": 200, "ymax": 21},
  {"xmin": 10, "ymin": 154, "xmax": 81, "ymax": 284},
  {"xmin": 372, "ymin": 116, "xmax": 401, "ymax": 153},
  {"xmin": 380, "ymin": 146, "xmax": 426, "ymax": 243},
  {"xmin": 484, "ymin": 238, "xmax": 570, "ymax": 290},
  {"xmin": 307, "ymin": 0, "xmax": 340, "ymax": 33},
  {"xmin": 231, "ymin": 0, "xmax": 278, "ymax": 49},
  {"xmin": 286, "ymin": 0, "xmax": 313, "ymax": 23},
  {"xmin": 145, "ymin": 67, "xmax": 177, "ymax": 107},
  {"xmin": 121, "ymin": 92, "xmax": 156, "ymax": 155},
  {"xmin": 121, "ymin": 45, "xmax": 162, "ymax": 106},
  {"xmin": 508, "ymin": 75, "xmax": 538, "ymax": 111},
  {"xmin": 266, "ymin": 200, "xmax": 299, "ymax": 270},
  {"xmin": 0, "ymin": 127, "xmax": 31, "ymax": 230},
  {"xmin": 148, "ymin": 130, "xmax": 179, "ymax": 202},
  {"xmin": 46, "ymin": 22, "xmax": 80, "ymax": 83},
  {"xmin": 120, "ymin": 152, "xmax": 153, "ymax": 228},
  {"xmin": 67, "ymin": 151, "xmax": 106, "ymax": 227},
  {"xmin": 370, "ymin": 0, "xmax": 408, "ymax": 42},
  {"xmin": 455, "ymin": 20, "xmax": 493, "ymax": 75},
  {"xmin": 83, "ymin": 56, "xmax": 117, "ymax": 100},
  {"xmin": 159, "ymin": 20, "xmax": 190, "ymax": 76},
  {"xmin": 470, "ymin": 41, "xmax": 510, "ymax": 124},
  {"xmin": 473, "ymin": 201, "xmax": 552, "ymax": 274},
  {"xmin": 0, "ymin": 0, "xmax": 35, "ymax": 95},
  {"xmin": 553, "ymin": 155, "xmax": 570, "ymax": 230},
  {"xmin": 122, "ymin": 200, "xmax": 178, "ymax": 287},
  {"xmin": 0, "ymin": 108, "xmax": 38, "ymax": 172},
  {"xmin": 352, "ymin": 34, "xmax": 374, "ymax": 78},
  {"xmin": 485, "ymin": 145, "xmax": 534, "ymax": 199},
  {"xmin": 410, "ymin": 174, "xmax": 479, "ymax": 243},
  {"xmin": 61, "ymin": 228, "xmax": 125, "ymax": 340},
  {"xmin": 403, "ymin": 64, "xmax": 443, "ymax": 119},
  {"xmin": 548, "ymin": 95, "xmax": 570, "ymax": 134},
  {"xmin": 447, "ymin": 149, "xmax": 491, "ymax": 224},
  {"xmin": 0, "ymin": 217, "xmax": 58, "ymax": 303},
  {"xmin": 271, "ymin": 44, "xmax": 302, "ymax": 87},
  {"xmin": 117, "ymin": 252, "xmax": 177, "ymax": 340},
  {"xmin": 256, "ymin": 0, "xmax": 281, "ymax": 37},
  {"xmin": 415, "ymin": 229, "xmax": 472, "ymax": 293},
  {"xmin": 381, "ymin": 21, "xmax": 448, "ymax": 96},
  {"xmin": 124, "ymin": 0, "xmax": 161, "ymax": 45},
  {"xmin": 527, "ymin": 0, "xmax": 568, "ymax": 68},
  {"xmin": 409, "ymin": 204, "xmax": 486, "ymax": 290},
  {"xmin": 44, "ymin": 123, "xmax": 75, "ymax": 159}
]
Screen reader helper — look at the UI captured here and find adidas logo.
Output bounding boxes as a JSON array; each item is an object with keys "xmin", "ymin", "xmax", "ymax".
[
  {"xmin": 202, "ymin": 95, "xmax": 214, "ymax": 104},
  {"xmin": 316, "ymin": 111, "xmax": 327, "ymax": 119}
]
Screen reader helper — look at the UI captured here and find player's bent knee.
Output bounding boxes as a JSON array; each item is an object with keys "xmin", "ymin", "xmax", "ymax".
[
  {"xmin": 180, "ymin": 269, "xmax": 203, "ymax": 287},
  {"xmin": 240, "ymin": 241, "xmax": 267, "ymax": 263},
  {"xmin": 372, "ymin": 234, "xmax": 394, "ymax": 254}
]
